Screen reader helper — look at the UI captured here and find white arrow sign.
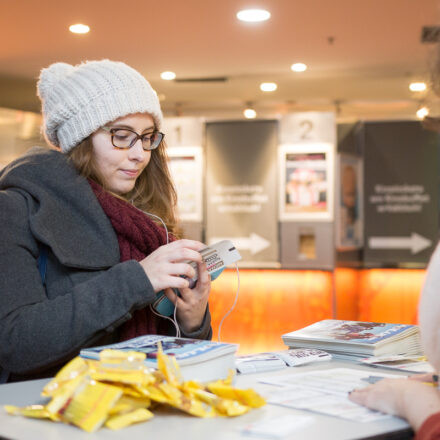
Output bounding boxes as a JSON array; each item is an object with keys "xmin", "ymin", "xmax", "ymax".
[
  {"xmin": 368, "ymin": 233, "xmax": 432, "ymax": 254},
  {"xmin": 209, "ymin": 233, "xmax": 270, "ymax": 255}
]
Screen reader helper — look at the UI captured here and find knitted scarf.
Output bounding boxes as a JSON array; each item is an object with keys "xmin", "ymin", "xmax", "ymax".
[{"xmin": 89, "ymin": 179, "xmax": 171, "ymax": 341}]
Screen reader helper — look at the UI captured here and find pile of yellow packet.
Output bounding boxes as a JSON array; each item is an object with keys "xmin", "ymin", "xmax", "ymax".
[{"xmin": 4, "ymin": 343, "xmax": 265, "ymax": 433}]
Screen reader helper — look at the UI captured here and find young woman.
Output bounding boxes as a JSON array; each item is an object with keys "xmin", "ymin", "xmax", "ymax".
[
  {"xmin": 0, "ymin": 60, "xmax": 212, "ymax": 382},
  {"xmin": 349, "ymin": 243, "xmax": 440, "ymax": 439}
]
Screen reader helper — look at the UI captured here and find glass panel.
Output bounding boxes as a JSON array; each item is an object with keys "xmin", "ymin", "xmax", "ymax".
[{"xmin": 0, "ymin": 107, "xmax": 43, "ymax": 169}]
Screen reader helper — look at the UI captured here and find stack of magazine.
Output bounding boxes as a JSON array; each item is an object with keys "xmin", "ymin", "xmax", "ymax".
[
  {"xmin": 282, "ymin": 319, "xmax": 423, "ymax": 361},
  {"xmin": 80, "ymin": 335, "xmax": 238, "ymax": 383}
]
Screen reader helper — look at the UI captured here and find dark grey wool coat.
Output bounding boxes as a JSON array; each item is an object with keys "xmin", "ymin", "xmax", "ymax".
[{"xmin": 0, "ymin": 147, "xmax": 211, "ymax": 381}]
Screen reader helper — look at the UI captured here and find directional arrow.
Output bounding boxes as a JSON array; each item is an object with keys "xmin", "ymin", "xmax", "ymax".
[
  {"xmin": 368, "ymin": 233, "xmax": 432, "ymax": 255},
  {"xmin": 209, "ymin": 233, "xmax": 270, "ymax": 255}
]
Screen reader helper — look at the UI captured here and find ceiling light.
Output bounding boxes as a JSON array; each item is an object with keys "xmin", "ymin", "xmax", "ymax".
[
  {"xmin": 237, "ymin": 9, "xmax": 271, "ymax": 22},
  {"xmin": 244, "ymin": 108, "xmax": 257, "ymax": 119},
  {"xmin": 409, "ymin": 82, "xmax": 427, "ymax": 92},
  {"xmin": 416, "ymin": 106, "xmax": 429, "ymax": 119},
  {"xmin": 69, "ymin": 24, "xmax": 90, "ymax": 34},
  {"xmin": 260, "ymin": 82, "xmax": 277, "ymax": 92},
  {"xmin": 291, "ymin": 63, "xmax": 307, "ymax": 72},
  {"xmin": 161, "ymin": 71, "xmax": 176, "ymax": 80}
]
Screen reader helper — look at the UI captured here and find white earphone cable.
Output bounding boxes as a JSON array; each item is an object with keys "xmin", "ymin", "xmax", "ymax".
[
  {"xmin": 132, "ymin": 203, "xmax": 240, "ymax": 341},
  {"xmin": 217, "ymin": 263, "xmax": 240, "ymax": 342}
]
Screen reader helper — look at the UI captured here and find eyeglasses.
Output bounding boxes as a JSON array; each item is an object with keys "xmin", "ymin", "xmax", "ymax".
[{"xmin": 101, "ymin": 126, "xmax": 164, "ymax": 151}]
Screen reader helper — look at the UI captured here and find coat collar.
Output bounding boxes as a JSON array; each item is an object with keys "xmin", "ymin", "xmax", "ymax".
[{"xmin": 0, "ymin": 147, "xmax": 120, "ymax": 268}]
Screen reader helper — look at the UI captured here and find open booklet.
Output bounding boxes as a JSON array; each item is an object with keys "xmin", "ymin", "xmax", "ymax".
[{"xmin": 235, "ymin": 349, "xmax": 332, "ymax": 374}]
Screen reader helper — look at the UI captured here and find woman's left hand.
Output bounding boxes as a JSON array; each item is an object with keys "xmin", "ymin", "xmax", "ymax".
[
  {"xmin": 349, "ymin": 378, "xmax": 440, "ymax": 430},
  {"xmin": 163, "ymin": 260, "xmax": 211, "ymax": 334}
]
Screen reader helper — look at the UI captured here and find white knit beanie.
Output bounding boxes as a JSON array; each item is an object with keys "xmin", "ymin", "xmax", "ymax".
[{"xmin": 37, "ymin": 60, "xmax": 163, "ymax": 153}]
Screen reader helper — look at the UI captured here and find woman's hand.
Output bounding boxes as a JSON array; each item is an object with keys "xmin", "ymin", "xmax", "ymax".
[
  {"xmin": 408, "ymin": 373, "xmax": 438, "ymax": 383},
  {"xmin": 139, "ymin": 239, "xmax": 205, "ymax": 292},
  {"xmin": 349, "ymin": 378, "xmax": 440, "ymax": 430},
  {"xmin": 164, "ymin": 260, "xmax": 211, "ymax": 334}
]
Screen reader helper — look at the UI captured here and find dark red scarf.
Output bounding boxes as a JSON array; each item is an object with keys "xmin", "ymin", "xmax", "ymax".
[{"xmin": 89, "ymin": 179, "xmax": 171, "ymax": 341}]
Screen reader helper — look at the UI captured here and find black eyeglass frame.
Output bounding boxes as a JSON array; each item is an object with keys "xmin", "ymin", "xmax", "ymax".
[{"xmin": 101, "ymin": 126, "xmax": 164, "ymax": 151}]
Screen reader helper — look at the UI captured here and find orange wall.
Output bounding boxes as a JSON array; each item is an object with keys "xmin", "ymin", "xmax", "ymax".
[
  {"xmin": 210, "ymin": 269, "xmax": 333, "ymax": 354},
  {"xmin": 357, "ymin": 269, "xmax": 426, "ymax": 324},
  {"xmin": 208, "ymin": 268, "xmax": 426, "ymax": 354}
]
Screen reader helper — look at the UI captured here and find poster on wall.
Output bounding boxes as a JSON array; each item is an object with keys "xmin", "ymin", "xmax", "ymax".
[
  {"xmin": 279, "ymin": 143, "xmax": 334, "ymax": 221},
  {"xmin": 336, "ymin": 154, "xmax": 363, "ymax": 249},
  {"xmin": 206, "ymin": 120, "xmax": 279, "ymax": 266},
  {"xmin": 168, "ymin": 146, "xmax": 203, "ymax": 222}
]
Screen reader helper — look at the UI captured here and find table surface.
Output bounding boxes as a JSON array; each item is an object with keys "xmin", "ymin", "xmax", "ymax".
[{"xmin": 0, "ymin": 360, "xmax": 413, "ymax": 440}]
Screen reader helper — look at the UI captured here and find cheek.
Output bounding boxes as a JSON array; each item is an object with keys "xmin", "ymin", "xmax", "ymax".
[
  {"xmin": 142, "ymin": 152, "xmax": 152, "ymax": 169},
  {"xmin": 94, "ymin": 155, "xmax": 114, "ymax": 176}
]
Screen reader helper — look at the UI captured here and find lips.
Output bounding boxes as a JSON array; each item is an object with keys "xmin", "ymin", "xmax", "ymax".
[{"xmin": 120, "ymin": 169, "xmax": 140, "ymax": 177}]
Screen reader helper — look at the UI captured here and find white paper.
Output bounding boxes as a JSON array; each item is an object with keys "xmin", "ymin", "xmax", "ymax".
[{"xmin": 260, "ymin": 368, "xmax": 402, "ymax": 422}]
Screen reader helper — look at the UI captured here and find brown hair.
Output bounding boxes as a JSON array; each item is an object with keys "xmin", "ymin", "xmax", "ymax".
[{"xmin": 67, "ymin": 136, "xmax": 180, "ymax": 237}]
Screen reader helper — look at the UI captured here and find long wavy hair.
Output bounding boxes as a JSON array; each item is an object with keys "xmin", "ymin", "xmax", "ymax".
[{"xmin": 67, "ymin": 134, "xmax": 180, "ymax": 237}]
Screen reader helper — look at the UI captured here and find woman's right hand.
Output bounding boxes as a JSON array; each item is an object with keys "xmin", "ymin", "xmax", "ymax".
[
  {"xmin": 349, "ymin": 378, "xmax": 440, "ymax": 431},
  {"xmin": 139, "ymin": 239, "xmax": 206, "ymax": 292}
]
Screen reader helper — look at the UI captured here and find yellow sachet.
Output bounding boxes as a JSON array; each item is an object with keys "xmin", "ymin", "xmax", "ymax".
[
  {"xmin": 111, "ymin": 383, "xmax": 146, "ymax": 398},
  {"xmin": 45, "ymin": 373, "xmax": 86, "ymax": 416},
  {"xmin": 156, "ymin": 342, "xmax": 183, "ymax": 387},
  {"xmin": 135, "ymin": 382, "xmax": 169, "ymax": 403},
  {"xmin": 158, "ymin": 382, "xmax": 215, "ymax": 418},
  {"xmin": 90, "ymin": 366, "xmax": 154, "ymax": 386},
  {"xmin": 42, "ymin": 356, "xmax": 88, "ymax": 397},
  {"xmin": 4, "ymin": 404, "xmax": 57, "ymax": 420},
  {"xmin": 182, "ymin": 380, "xmax": 203, "ymax": 391},
  {"xmin": 207, "ymin": 383, "xmax": 266, "ymax": 408},
  {"xmin": 61, "ymin": 379, "xmax": 122, "ymax": 432},
  {"xmin": 4, "ymin": 348, "xmax": 265, "ymax": 432},
  {"xmin": 99, "ymin": 349, "xmax": 146, "ymax": 367},
  {"xmin": 105, "ymin": 408, "xmax": 154, "ymax": 430},
  {"xmin": 186, "ymin": 388, "xmax": 249, "ymax": 417},
  {"xmin": 215, "ymin": 398, "xmax": 250, "ymax": 416},
  {"xmin": 108, "ymin": 395, "xmax": 151, "ymax": 416},
  {"xmin": 209, "ymin": 370, "xmax": 235, "ymax": 387},
  {"xmin": 89, "ymin": 349, "xmax": 155, "ymax": 385}
]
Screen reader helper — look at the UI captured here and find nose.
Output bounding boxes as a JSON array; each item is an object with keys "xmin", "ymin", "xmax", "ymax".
[{"xmin": 127, "ymin": 138, "xmax": 147, "ymax": 161}]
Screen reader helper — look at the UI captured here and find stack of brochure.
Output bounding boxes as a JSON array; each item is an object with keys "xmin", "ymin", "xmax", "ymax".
[
  {"xmin": 282, "ymin": 319, "xmax": 423, "ymax": 360},
  {"xmin": 80, "ymin": 335, "xmax": 238, "ymax": 383}
]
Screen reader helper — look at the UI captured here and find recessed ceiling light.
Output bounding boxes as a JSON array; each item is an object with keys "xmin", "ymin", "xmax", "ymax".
[
  {"xmin": 416, "ymin": 106, "xmax": 429, "ymax": 119},
  {"xmin": 291, "ymin": 63, "xmax": 307, "ymax": 72},
  {"xmin": 260, "ymin": 82, "xmax": 277, "ymax": 92},
  {"xmin": 409, "ymin": 82, "xmax": 427, "ymax": 92},
  {"xmin": 161, "ymin": 71, "xmax": 176, "ymax": 80},
  {"xmin": 69, "ymin": 24, "xmax": 90, "ymax": 34},
  {"xmin": 244, "ymin": 108, "xmax": 257, "ymax": 119},
  {"xmin": 237, "ymin": 9, "xmax": 271, "ymax": 23}
]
